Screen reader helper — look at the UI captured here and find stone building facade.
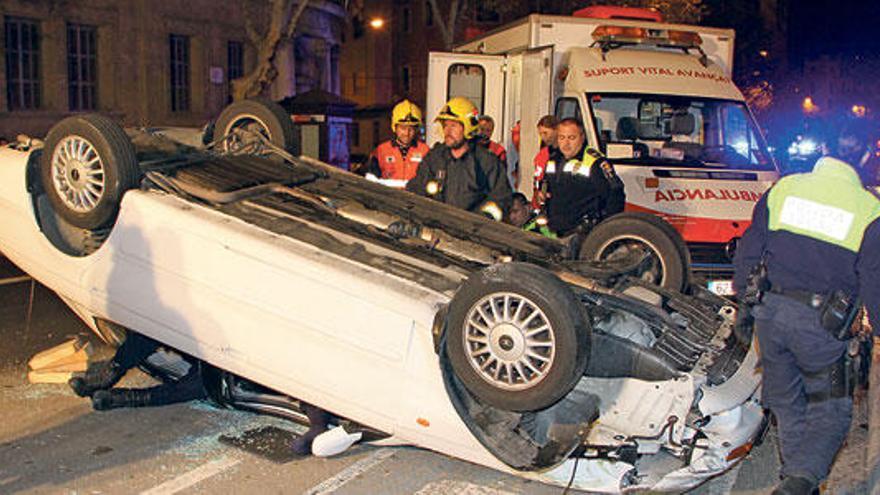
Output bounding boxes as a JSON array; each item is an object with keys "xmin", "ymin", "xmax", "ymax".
[{"xmin": 0, "ymin": 0, "xmax": 345, "ymax": 139}]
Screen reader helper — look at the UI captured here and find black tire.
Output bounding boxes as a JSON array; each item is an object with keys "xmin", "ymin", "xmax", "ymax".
[
  {"xmin": 445, "ymin": 263, "xmax": 591, "ymax": 412},
  {"xmin": 40, "ymin": 114, "xmax": 141, "ymax": 230},
  {"xmin": 214, "ymin": 98, "xmax": 298, "ymax": 154},
  {"xmin": 579, "ymin": 212, "xmax": 690, "ymax": 292}
]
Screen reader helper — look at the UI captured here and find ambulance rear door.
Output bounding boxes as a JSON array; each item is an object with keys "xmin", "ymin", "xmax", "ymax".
[
  {"xmin": 514, "ymin": 46, "xmax": 554, "ymax": 194},
  {"xmin": 426, "ymin": 52, "xmax": 506, "ymax": 147}
]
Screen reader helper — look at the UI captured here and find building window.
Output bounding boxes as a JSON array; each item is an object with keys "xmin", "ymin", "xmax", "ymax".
[
  {"xmin": 227, "ymin": 40, "xmax": 243, "ymax": 103},
  {"xmin": 67, "ymin": 23, "xmax": 97, "ymax": 111},
  {"xmin": 351, "ymin": 122, "xmax": 360, "ymax": 147},
  {"xmin": 372, "ymin": 120, "xmax": 380, "ymax": 148},
  {"xmin": 169, "ymin": 34, "xmax": 190, "ymax": 112},
  {"xmin": 401, "ymin": 65, "xmax": 411, "ymax": 94},
  {"xmin": 4, "ymin": 16, "xmax": 41, "ymax": 111},
  {"xmin": 401, "ymin": 7, "xmax": 411, "ymax": 33},
  {"xmin": 424, "ymin": 1, "xmax": 434, "ymax": 26}
]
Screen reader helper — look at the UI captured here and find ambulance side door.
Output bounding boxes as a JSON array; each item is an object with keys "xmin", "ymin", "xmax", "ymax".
[{"xmin": 426, "ymin": 52, "xmax": 506, "ymax": 147}]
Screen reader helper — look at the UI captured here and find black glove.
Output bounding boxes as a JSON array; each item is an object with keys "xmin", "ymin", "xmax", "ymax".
[{"xmin": 733, "ymin": 302, "xmax": 754, "ymax": 346}]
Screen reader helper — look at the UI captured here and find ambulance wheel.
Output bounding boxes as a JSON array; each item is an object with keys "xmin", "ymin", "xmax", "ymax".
[
  {"xmin": 579, "ymin": 212, "xmax": 690, "ymax": 292},
  {"xmin": 214, "ymin": 98, "xmax": 298, "ymax": 155},
  {"xmin": 40, "ymin": 114, "xmax": 141, "ymax": 230},
  {"xmin": 445, "ymin": 263, "xmax": 591, "ymax": 412}
]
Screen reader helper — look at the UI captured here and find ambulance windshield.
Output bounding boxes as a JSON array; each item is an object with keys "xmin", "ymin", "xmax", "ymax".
[{"xmin": 588, "ymin": 93, "xmax": 775, "ymax": 171}]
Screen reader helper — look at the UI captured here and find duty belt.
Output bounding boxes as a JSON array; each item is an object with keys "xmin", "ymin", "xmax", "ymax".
[{"xmin": 768, "ymin": 287, "xmax": 825, "ymax": 309}]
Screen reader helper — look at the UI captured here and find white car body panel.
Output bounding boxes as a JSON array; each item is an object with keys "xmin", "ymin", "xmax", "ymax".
[{"xmin": 0, "ymin": 143, "xmax": 763, "ymax": 492}]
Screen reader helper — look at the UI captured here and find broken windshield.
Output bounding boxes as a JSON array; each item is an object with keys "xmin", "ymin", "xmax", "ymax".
[{"xmin": 587, "ymin": 93, "xmax": 775, "ymax": 171}]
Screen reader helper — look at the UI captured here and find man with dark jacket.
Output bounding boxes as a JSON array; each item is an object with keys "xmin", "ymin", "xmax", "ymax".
[
  {"xmin": 406, "ymin": 97, "xmax": 512, "ymax": 219},
  {"xmin": 541, "ymin": 118, "xmax": 625, "ymax": 236}
]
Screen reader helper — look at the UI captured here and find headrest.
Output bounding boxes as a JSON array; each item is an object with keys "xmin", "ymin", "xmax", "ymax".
[
  {"xmin": 670, "ymin": 113, "xmax": 695, "ymax": 135},
  {"xmin": 616, "ymin": 117, "xmax": 639, "ymax": 141}
]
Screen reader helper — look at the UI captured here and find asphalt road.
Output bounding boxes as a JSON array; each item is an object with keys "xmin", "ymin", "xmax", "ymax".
[{"xmin": 0, "ymin": 262, "xmax": 870, "ymax": 494}]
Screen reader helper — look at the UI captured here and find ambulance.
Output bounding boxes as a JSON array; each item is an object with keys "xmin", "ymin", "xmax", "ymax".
[{"xmin": 425, "ymin": 6, "xmax": 779, "ymax": 294}]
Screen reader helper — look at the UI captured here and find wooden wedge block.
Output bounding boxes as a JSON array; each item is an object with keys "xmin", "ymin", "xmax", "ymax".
[
  {"xmin": 28, "ymin": 337, "xmax": 88, "ymax": 371},
  {"xmin": 35, "ymin": 345, "xmax": 92, "ymax": 371},
  {"xmin": 27, "ymin": 369, "xmax": 75, "ymax": 384},
  {"xmin": 33, "ymin": 350, "xmax": 90, "ymax": 372}
]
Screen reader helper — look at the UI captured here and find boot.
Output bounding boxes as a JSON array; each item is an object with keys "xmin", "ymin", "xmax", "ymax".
[
  {"xmin": 772, "ymin": 475, "xmax": 819, "ymax": 495},
  {"xmin": 91, "ymin": 388, "xmax": 156, "ymax": 410},
  {"xmin": 90, "ymin": 376, "xmax": 206, "ymax": 411},
  {"xmin": 291, "ymin": 403, "xmax": 332, "ymax": 455},
  {"xmin": 69, "ymin": 360, "xmax": 126, "ymax": 397}
]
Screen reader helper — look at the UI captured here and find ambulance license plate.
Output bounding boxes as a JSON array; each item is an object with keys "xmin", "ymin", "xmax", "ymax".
[{"xmin": 707, "ymin": 280, "xmax": 735, "ymax": 296}]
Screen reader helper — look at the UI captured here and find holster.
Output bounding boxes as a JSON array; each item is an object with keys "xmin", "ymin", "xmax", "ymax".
[{"xmin": 803, "ymin": 353, "xmax": 854, "ymax": 403}]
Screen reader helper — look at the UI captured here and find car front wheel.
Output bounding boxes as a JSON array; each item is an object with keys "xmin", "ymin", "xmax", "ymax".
[{"xmin": 445, "ymin": 263, "xmax": 591, "ymax": 412}]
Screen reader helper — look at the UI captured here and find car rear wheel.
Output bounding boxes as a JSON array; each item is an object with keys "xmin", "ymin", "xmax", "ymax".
[
  {"xmin": 445, "ymin": 263, "xmax": 591, "ymax": 412},
  {"xmin": 40, "ymin": 114, "xmax": 141, "ymax": 230},
  {"xmin": 214, "ymin": 98, "xmax": 298, "ymax": 155},
  {"xmin": 578, "ymin": 212, "xmax": 690, "ymax": 292}
]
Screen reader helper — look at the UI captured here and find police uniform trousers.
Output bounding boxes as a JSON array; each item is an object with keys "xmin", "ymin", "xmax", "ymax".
[{"xmin": 753, "ymin": 292, "xmax": 851, "ymax": 481}]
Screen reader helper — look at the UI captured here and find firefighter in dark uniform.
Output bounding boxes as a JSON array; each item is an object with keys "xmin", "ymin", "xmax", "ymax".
[
  {"xmin": 540, "ymin": 118, "xmax": 625, "ymax": 237},
  {"xmin": 366, "ymin": 99, "xmax": 430, "ymax": 188},
  {"xmin": 733, "ymin": 154, "xmax": 880, "ymax": 494},
  {"xmin": 406, "ymin": 96, "xmax": 512, "ymax": 220},
  {"xmin": 69, "ymin": 332, "xmax": 206, "ymax": 410}
]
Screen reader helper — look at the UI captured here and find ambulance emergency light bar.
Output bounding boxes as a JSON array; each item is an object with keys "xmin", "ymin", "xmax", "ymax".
[{"xmin": 591, "ymin": 25, "xmax": 703, "ymax": 49}]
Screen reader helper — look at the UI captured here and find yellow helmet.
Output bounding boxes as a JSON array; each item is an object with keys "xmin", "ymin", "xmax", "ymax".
[
  {"xmin": 391, "ymin": 99, "xmax": 423, "ymax": 131},
  {"xmin": 436, "ymin": 97, "xmax": 480, "ymax": 138}
]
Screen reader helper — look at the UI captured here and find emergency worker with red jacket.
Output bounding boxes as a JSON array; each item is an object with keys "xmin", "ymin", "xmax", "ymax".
[{"xmin": 366, "ymin": 99, "xmax": 430, "ymax": 188}]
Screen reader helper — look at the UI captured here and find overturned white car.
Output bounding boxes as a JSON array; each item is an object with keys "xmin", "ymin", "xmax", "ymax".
[{"xmin": 0, "ymin": 100, "xmax": 764, "ymax": 492}]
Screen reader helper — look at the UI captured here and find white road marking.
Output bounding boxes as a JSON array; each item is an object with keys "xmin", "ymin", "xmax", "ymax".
[
  {"xmin": 140, "ymin": 456, "xmax": 240, "ymax": 495},
  {"xmin": 303, "ymin": 448, "xmax": 395, "ymax": 495},
  {"xmin": 414, "ymin": 480, "xmax": 519, "ymax": 495}
]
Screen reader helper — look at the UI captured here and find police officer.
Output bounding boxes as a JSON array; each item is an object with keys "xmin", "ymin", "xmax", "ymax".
[
  {"xmin": 406, "ymin": 97, "xmax": 512, "ymax": 219},
  {"xmin": 366, "ymin": 99, "xmax": 430, "ymax": 188},
  {"xmin": 540, "ymin": 118, "xmax": 625, "ymax": 237},
  {"xmin": 733, "ymin": 154, "xmax": 880, "ymax": 494}
]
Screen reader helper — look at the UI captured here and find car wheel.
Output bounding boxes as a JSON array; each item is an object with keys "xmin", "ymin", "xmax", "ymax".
[
  {"xmin": 214, "ymin": 98, "xmax": 298, "ymax": 155},
  {"xmin": 445, "ymin": 263, "xmax": 591, "ymax": 412},
  {"xmin": 40, "ymin": 114, "xmax": 141, "ymax": 230},
  {"xmin": 579, "ymin": 212, "xmax": 690, "ymax": 292}
]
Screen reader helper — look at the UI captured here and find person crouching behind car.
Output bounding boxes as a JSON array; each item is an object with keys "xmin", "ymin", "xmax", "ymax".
[
  {"xmin": 69, "ymin": 333, "xmax": 206, "ymax": 410},
  {"xmin": 406, "ymin": 97, "xmax": 513, "ymax": 220},
  {"xmin": 508, "ymin": 192, "xmax": 556, "ymax": 238}
]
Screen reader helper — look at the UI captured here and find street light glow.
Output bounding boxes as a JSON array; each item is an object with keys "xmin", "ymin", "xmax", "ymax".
[
  {"xmin": 802, "ymin": 96, "xmax": 818, "ymax": 114},
  {"xmin": 852, "ymin": 104, "xmax": 867, "ymax": 118},
  {"xmin": 369, "ymin": 18, "xmax": 385, "ymax": 29}
]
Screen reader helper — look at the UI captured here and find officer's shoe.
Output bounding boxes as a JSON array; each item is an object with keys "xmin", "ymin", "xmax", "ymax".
[
  {"xmin": 69, "ymin": 360, "xmax": 126, "ymax": 397},
  {"xmin": 772, "ymin": 475, "xmax": 820, "ymax": 495},
  {"xmin": 91, "ymin": 388, "xmax": 155, "ymax": 411}
]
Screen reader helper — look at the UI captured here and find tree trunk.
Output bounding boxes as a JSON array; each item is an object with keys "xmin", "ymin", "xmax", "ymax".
[{"xmin": 231, "ymin": 0, "xmax": 311, "ymax": 101}]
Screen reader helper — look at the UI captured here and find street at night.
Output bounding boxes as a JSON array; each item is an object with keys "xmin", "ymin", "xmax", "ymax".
[{"xmin": 3, "ymin": 0, "xmax": 880, "ymax": 494}]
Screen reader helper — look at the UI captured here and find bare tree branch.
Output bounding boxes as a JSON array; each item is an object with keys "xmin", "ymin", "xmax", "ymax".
[{"xmin": 284, "ymin": 0, "xmax": 311, "ymax": 39}]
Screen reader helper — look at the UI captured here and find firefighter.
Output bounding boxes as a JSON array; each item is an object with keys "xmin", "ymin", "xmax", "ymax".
[
  {"xmin": 477, "ymin": 115, "xmax": 508, "ymax": 164},
  {"xmin": 540, "ymin": 118, "xmax": 625, "ymax": 237},
  {"xmin": 733, "ymin": 154, "xmax": 880, "ymax": 494},
  {"xmin": 532, "ymin": 115, "xmax": 559, "ymax": 208},
  {"xmin": 406, "ymin": 97, "xmax": 512, "ymax": 219},
  {"xmin": 366, "ymin": 99, "xmax": 430, "ymax": 188}
]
